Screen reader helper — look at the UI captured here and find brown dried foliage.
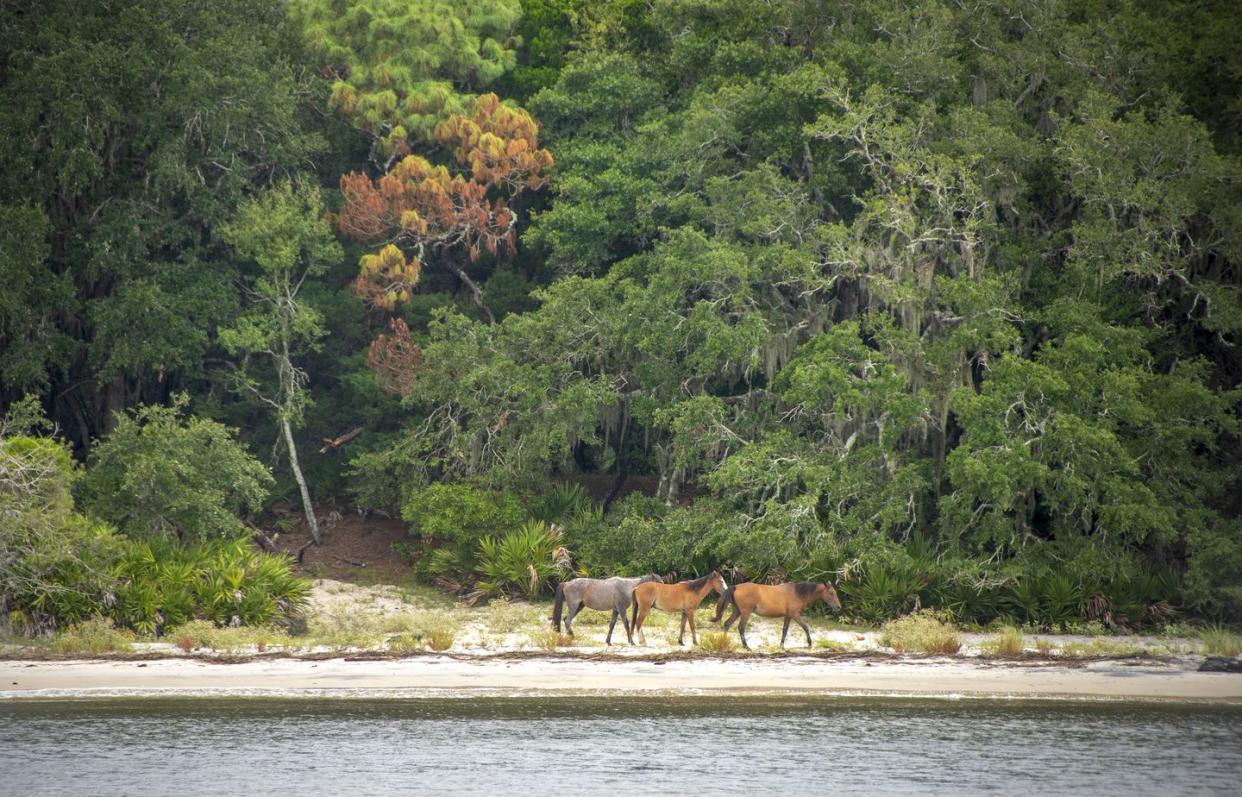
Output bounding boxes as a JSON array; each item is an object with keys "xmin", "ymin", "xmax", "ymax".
[
  {"xmin": 367, "ymin": 318, "xmax": 423, "ymax": 396},
  {"xmin": 339, "ymin": 93, "xmax": 553, "ymax": 310}
]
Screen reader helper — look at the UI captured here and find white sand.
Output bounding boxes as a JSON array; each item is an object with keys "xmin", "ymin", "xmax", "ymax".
[{"xmin": 2, "ymin": 656, "xmax": 1239, "ymax": 703}]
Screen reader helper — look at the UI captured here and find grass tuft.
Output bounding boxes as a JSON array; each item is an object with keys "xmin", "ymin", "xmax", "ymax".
[
  {"xmin": 880, "ymin": 611, "xmax": 961, "ymax": 655},
  {"xmin": 166, "ymin": 620, "xmax": 290, "ymax": 653},
  {"xmin": 50, "ymin": 617, "xmax": 132, "ymax": 655},
  {"xmin": 529, "ymin": 630, "xmax": 575, "ymax": 650},
  {"xmin": 697, "ymin": 631, "xmax": 736, "ymax": 653},
  {"xmin": 1200, "ymin": 626, "xmax": 1242, "ymax": 657},
  {"xmin": 814, "ymin": 638, "xmax": 852, "ymax": 652},
  {"xmin": 426, "ymin": 628, "xmax": 454, "ymax": 652},
  {"xmin": 981, "ymin": 626, "xmax": 1025, "ymax": 658}
]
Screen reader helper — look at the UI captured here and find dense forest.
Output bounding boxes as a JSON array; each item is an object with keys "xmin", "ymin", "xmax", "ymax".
[{"xmin": 2, "ymin": 0, "xmax": 1240, "ymax": 636}]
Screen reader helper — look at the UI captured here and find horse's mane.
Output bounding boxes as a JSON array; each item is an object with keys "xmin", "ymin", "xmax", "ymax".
[
  {"xmin": 793, "ymin": 582, "xmax": 822, "ymax": 597},
  {"xmin": 684, "ymin": 572, "xmax": 714, "ymax": 590}
]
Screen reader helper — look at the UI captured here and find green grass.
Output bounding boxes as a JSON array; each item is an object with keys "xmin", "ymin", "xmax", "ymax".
[
  {"xmin": 1200, "ymin": 626, "xmax": 1242, "ymax": 656},
  {"xmin": 50, "ymin": 617, "xmax": 133, "ymax": 656},
  {"xmin": 169, "ymin": 620, "xmax": 291, "ymax": 653},
  {"xmin": 486, "ymin": 598, "xmax": 548, "ymax": 634},
  {"xmin": 813, "ymin": 638, "xmax": 852, "ymax": 652},
  {"xmin": 880, "ymin": 611, "xmax": 961, "ymax": 655},
  {"xmin": 980, "ymin": 626, "xmax": 1025, "ymax": 658},
  {"xmin": 697, "ymin": 631, "xmax": 736, "ymax": 653},
  {"xmin": 1058, "ymin": 639, "xmax": 1153, "ymax": 658},
  {"xmin": 426, "ymin": 628, "xmax": 454, "ymax": 651},
  {"xmin": 528, "ymin": 630, "xmax": 575, "ymax": 650}
]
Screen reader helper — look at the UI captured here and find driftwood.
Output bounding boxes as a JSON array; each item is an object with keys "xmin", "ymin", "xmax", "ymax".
[{"xmin": 319, "ymin": 427, "xmax": 363, "ymax": 454}]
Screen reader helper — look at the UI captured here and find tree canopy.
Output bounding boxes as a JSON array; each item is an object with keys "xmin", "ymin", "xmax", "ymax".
[{"xmin": 2, "ymin": 0, "xmax": 1239, "ymax": 622}]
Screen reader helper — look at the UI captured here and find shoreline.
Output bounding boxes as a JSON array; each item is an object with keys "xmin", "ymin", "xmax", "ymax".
[{"xmin": 4, "ymin": 655, "xmax": 1240, "ymax": 704}]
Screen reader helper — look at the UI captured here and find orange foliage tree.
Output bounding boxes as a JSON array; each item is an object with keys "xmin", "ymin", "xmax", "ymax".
[
  {"xmin": 367, "ymin": 318, "xmax": 423, "ymax": 397},
  {"xmin": 338, "ymin": 93, "xmax": 553, "ymax": 323}
]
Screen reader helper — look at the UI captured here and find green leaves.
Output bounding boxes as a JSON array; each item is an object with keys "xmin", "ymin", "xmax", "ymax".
[
  {"xmin": 293, "ymin": 0, "xmax": 521, "ymax": 146},
  {"xmin": 78, "ymin": 398, "xmax": 273, "ymax": 542},
  {"xmin": 0, "ymin": 0, "xmax": 323, "ymax": 448}
]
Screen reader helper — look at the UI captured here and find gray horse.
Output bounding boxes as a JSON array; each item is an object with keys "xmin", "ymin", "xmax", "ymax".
[{"xmin": 552, "ymin": 574, "xmax": 663, "ymax": 645}]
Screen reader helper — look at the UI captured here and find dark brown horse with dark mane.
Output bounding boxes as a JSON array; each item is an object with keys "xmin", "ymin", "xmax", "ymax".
[
  {"xmin": 630, "ymin": 570, "xmax": 728, "ymax": 646},
  {"xmin": 712, "ymin": 581, "xmax": 842, "ymax": 649}
]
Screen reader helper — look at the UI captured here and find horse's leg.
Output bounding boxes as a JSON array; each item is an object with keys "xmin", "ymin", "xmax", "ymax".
[
  {"xmin": 635, "ymin": 602, "xmax": 650, "ymax": 646},
  {"xmin": 781, "ymin": 617, "xmax": 791, "ymax": 648},
  {"xmin": 722, "ymin": 605, "xmax": 740, "ymax": 631},
  {"xmin": 620, "ymin": 602, "xmax": 634, "ymax": 644},
  {"xmin": 677, "ymin": 612, "xmax": 687, "ymax": 646},
  {"xmin": 606, "ymin": 609, "xmax": 618, "ymax": 646},
  {"xmin": 738, "ymin": 610, "xmax": 752, "ymax": 650},
  {"xmin": 564, "ymin": 600, "xmax": 583, "ymax": 637},
  {"xmin": 797, "ymin": 616, "xmax": 813, "ymax": 648},
  {"xmin": 688, "ymin": 609, "xmax": 698, "ymax": 645}
]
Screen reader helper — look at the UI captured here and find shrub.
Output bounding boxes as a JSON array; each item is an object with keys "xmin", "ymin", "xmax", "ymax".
[
  {"xmin": 880, "ymin": 611, "xmax": 961, "ymax": 655},
  {"xmin": 111, "ymin": 537, "xmax": 310, "ymax": 634},
  {"xmin": 843, "ymin": 566, "xmax": 930, "ymax": 622},
  {"xmin": 528, "ymin": 483, "xmax": 594, "ymax": 524},
  {"xmin": 477, "ymin": 521, "xmax": 571, "ymax": 599},
  {"xmin": 78, "ymin": 397, "xmax": 272, "ymax": 542},
  {"xmin": 1, "ymin": 434, "xmax": 126, "ymax": 633},
  {"xmin": 402, "ymin": 483, "xmax": 527, "ymax": 585}
]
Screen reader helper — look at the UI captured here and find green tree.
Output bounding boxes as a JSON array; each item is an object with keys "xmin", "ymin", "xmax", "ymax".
[
  {"xmin": 219, "ymin": 183, "xmax": 342, "ymax": 545},
  {"xmin": 77, "ymin": 398, "xmax": 273, "ymax": 542},
  {"xmin": 291, "ymin": 0, "xmax": 522, "ymax": 156},
  {"xmin": 0, "ymin": 0, "xmax": 322, "ymax": 449}
]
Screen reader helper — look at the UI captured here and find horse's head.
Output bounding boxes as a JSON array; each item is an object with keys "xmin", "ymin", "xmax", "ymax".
[
  {"xmin": 818, "ymin": 582, "xmax": 842, "ymax": 611},
  {"xmin": 708, "ymin": 569, "xmax": 729, "ymax": 595}
]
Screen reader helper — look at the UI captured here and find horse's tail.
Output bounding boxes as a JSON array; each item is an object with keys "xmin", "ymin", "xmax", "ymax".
[
  {"xmin": 552, "ymin": 581, "xmax": 565, "ymax": 632},
  {"xmin": 712, "ymin": 582, "xmax": 737, "ymax": 623},
  {"xmin": 630, "ymin": 585, "xmax": 640, "ymax": 630}
]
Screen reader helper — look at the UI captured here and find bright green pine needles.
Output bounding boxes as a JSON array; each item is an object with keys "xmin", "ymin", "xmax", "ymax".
[{"xmin": 293, "ymin": 0, "xmax": 521, "ymax": 147}]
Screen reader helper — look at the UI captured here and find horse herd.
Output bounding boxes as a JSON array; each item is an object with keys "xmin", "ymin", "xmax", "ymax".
[{"xmin": 551, "ymin": 571, "xmax": 843, "ymax": 649}]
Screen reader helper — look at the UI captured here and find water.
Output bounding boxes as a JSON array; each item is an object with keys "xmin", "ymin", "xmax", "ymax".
[{"xmin": 1, "ymin": 696, "xmax": 1239, "ymax": 795}]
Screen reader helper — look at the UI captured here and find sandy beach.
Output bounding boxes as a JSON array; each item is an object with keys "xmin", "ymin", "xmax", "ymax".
[{"xmin": 3, "ymin": 655, "xmax": 1240, "ymax": 703}]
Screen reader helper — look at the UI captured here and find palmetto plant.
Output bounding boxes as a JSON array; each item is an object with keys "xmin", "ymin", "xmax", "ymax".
[
  {"xmin": 102, "ymin": 536, "xmax": 309, "ymax": 632},
  {"xmin": 1041, "ymin": 574, "xmax": 1085, "ymax": 629},
  {"xmin": 843, "ymin": 565, "xmax": 930, "ymax": 622},
  {"xmin": 529, "ymin": 483, "xmax": 594, "ymax": 524},
  {"xmin": 476, "ymin": 520, "xmax": 571, "ymax": 600}
]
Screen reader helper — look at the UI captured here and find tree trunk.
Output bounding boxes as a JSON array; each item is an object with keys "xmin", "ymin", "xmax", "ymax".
[
  {"xmin": 445, "ymin": 259, "xmax": 496, "ymax": 324},
  {"xmin": 282, "ymin": 415, "xmax": 321, "ymax": 545}
]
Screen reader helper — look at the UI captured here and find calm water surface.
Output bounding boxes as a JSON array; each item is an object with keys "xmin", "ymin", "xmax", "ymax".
[{"xmin": 1, "ymin": 696, "xmax": 1239, "ymax": 795}]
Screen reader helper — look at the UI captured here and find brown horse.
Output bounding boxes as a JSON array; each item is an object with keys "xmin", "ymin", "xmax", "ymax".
[
  {"xmin": 712, "ymin": 581, "xmax": 842, "ymax": 649},
  {"xmin": 630, "ymin": 570, "xmax": 728, "ymax": 646}
]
